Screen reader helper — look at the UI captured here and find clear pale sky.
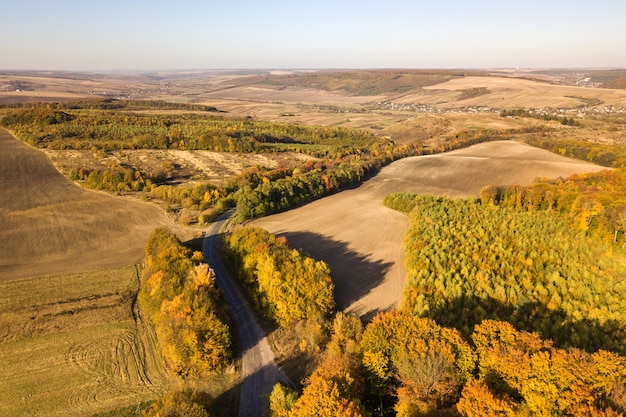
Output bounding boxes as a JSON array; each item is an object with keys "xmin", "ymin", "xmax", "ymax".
[{"xmin": 1, "ymin": 0, "xmax": 625, "ymax": 71}]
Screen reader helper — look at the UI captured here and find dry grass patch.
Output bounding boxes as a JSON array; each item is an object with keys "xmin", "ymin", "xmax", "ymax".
[{"xmin": 43, "ymin": 148, "xmax": 314, "ymax": 186}]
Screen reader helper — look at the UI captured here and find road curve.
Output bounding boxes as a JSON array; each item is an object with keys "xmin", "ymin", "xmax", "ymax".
[{"xmin": 203, "ymin": 211, "xmax": 293, "ymax": 417}]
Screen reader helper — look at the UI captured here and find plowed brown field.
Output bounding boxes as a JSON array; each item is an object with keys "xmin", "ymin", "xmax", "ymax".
[
  {"xmin": 251, "ymin": 141, "xmax": 608, "ymax": 319},
  {"xmin": 0, "ymin": 128, "xmax": 184, "ymax": 281}
]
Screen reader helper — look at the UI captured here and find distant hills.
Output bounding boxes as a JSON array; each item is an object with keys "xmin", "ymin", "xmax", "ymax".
[
  {"xmin": 248, "ymin": 69, "xmax": 487, "ymax": 96},
  {"xmin": 602, "ymin": 75, "xmax": 626, "ymax": 89}
]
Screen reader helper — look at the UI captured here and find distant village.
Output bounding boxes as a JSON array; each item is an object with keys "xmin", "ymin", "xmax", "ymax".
[{"xmin": 369, "ymin": 101, "xmax": 626, "ymax": 118}]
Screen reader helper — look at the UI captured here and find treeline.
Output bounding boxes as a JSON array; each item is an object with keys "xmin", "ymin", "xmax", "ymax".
[
  {"xmin": 501, "ymin": 108, "xmax": 580, "ymax": 126},
  {"xmin": 269, "ymin": 311, "xmax": 626, "ymax": 416},
  {"xmin": 68, "ymin": 165, "xmax": 160, "ymax": 192},
  {"xmin": 234, "ymin": 142, "xmax": 417, "ymax": 221},
  {"xmin": 0, "ymin": 106, "xmax": 378, "ymax": 154},
  {"xmin": 479, "ymin": 168, "xmax": 626, "ymax": 244},
  {"xmin": 256, "ymin": 69, "xmax": 477, "ymax": 95},
  {"xmin": 0, "ymin": 97, "xmax": 220, "ymax": 112},
  {"xmin": 138, "ymin": 228, "xmax": 231, "ymax": 376},
  {"xmin": 521, "ymin": 135, "xmax": 626, "ymax": 167},
  {"xmin": 384, "ymin": 193, "xmax": 626, "ymax": 357},
  {"xmin": 223, "ymin": 226, "xmax": 335, "ymax": 327}
]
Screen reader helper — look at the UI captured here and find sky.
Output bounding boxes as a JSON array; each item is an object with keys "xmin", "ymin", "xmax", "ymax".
[{"xmin": 1, "ymin": 0, "xmax": 625, "ymax": 71}]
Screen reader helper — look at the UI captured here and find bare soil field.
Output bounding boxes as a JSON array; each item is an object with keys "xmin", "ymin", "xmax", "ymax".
[
  {"xmin": 0, "ymin": 128, "xmax": 187, "ymax": 281},
  {"xmin": 400, "ymin": 76, "xmax": 626, "ymax": 109},
  {"xmin": 251, "ymin": 141, "xmax": 608, "ymax": 318}
]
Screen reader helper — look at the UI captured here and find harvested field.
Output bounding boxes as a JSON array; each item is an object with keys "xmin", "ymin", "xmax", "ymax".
[
  {"xmin": 0, "ymin": 128, "xmax": 188, "ymax": 281},
  {"xmin": 399, "ymin": 76, "xmax": 626, "ymax": 109},
  {"xmin": 251, "ymin": 141, "xmax": 608, "ymax": 319},
  {"xmin": 0, "ymin": 267, "xmax": 169, "ymax": 417}
]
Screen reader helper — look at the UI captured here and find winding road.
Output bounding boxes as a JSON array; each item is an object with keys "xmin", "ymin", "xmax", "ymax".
[{"xmin": 203, "ymin": 211, "xmax": 293, "ymax": 417}]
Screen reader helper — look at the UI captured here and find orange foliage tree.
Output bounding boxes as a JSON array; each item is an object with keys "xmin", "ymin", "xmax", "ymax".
[
  {"xmin": 463, "ymin": 320, "xmax": 626, "ymax": 416},
  {"xmin": 360, "ymin": 311, "xmax": 476, "ymax": 415}
]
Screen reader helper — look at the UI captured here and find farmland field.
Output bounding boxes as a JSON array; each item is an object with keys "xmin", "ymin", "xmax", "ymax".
[
  {"xmin": 0, "ymin": 267, "xmax": 169, "ymax": 417},
  {"xmin": 0, "ymin": 128, "xmax": 187, "ymax": 417},
  {"xmin": 251, "ymin": 141, "xmax": 608, "ymax": 318},
  {"xmin": 0, "ymin": 128, "xmax": 188, "ymax": 281}
]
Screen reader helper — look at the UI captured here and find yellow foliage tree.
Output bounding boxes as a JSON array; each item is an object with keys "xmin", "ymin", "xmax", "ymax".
[
  {"xmin": 289, "ymin": 356, "xmax": 365, "ymax": 417},
  {"xmin": 139, "ymin": 227, "xmax": 231, "ymax": 376},
  {"xmin": 456, "ymin": 379, "xmax": 517, "ymax": 417},
  {"xmin": 471, "ymin": 320, "xmax": 626, "ymax": 416}
]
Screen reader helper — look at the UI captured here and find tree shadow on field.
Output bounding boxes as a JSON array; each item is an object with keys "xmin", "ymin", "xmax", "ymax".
[
  {"xmin": 276, "ymin": 231, "xmax": 393, "ymax": 312},
  {"xmin": 425, "ymin": 294, "xmax": 626, "ymax": 356}
]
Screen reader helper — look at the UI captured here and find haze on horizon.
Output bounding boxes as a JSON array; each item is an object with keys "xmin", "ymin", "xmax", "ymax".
[{"xmin": 1, "ymin": 0, "xmax": 625, "ymax": 71}]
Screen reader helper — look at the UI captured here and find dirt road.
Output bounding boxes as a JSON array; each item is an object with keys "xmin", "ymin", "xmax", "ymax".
[{"xmin": 203, "ymin": 213, "xmax": 292, "ymax": 417}]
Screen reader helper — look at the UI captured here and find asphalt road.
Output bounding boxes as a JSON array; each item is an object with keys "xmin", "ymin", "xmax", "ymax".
[{"xmin": 203, "ymin": 211, "xmax": 293, "ymax": 417}]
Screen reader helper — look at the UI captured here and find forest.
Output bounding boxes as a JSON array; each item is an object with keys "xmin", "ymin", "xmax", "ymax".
[
  {"xmin": 220, "ymin": 214, "xmax": 626, "ymax": 416},
  {"xmin": 0, "ymin": 103, "xmax": 378, "ymax": 154},
  {"xmin": 253, "ymin": 69, "xmax": 482, "ymax": 95},
  {"xmin": 384, "ymin": 193, "xmax": 626, "ymax": 355},
  {"xmin": 138, "ymin": 227, "xmax": 231, "ymax": 376},
  {"xmin": 130, "ymin": 161, "xmax": 626, "ymax": 416},
  {"xmin": 521, "ymin": 135, "xmax": 626, "ymax": 168},
  {"xmin": 477, "ymin": 168, "xmax": 626, "ymax": 244},
  {"xmin": 223, "ymin": 226, "xmax": 335, "ymax": 328},
  {"xmin": 268, "ymin": 311, "xmax": 626, "ymax": 417}
]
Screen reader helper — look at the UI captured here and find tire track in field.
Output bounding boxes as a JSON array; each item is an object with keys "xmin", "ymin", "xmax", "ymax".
[{"xmin": 64, "ymin": 323, "xmax": 167, "ymax": 412}]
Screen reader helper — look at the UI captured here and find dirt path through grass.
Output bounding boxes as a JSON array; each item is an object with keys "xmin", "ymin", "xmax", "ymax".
[{"xmin": 252, "ymin": 141, "xmax": 607, "ymax": 318}]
